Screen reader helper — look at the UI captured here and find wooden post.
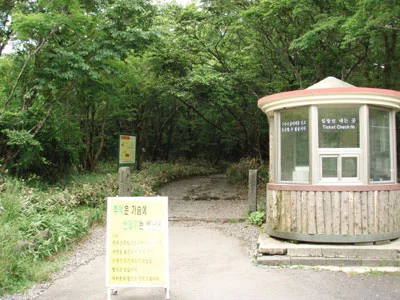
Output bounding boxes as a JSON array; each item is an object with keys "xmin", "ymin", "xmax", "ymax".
[
  {"xmin": 118, "ymin": 167, "xmax": 131, "ymax": 196},
  {"xmin": 248, "ymin": 169, "xmax": 258, "ymax": 212}
]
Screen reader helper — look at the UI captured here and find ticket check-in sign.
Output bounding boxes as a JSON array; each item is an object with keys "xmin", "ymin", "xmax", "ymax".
[{"xmin": 106, "ymin": 197, "xmax": 170, "ymax": 299}]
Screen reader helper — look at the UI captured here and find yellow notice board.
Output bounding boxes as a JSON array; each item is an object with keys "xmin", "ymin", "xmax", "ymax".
[
  {"xmin": 106, "ymin": 197, "xmax": 169, "ymax": 298},
  {"xmin": 118, "ymin": 135, "xmax": 136, "ymax": 165}
]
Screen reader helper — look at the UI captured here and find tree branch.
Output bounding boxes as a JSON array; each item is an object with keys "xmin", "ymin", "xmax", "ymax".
[
  {"xmin": 175, "ymin": 95, "xmax": 241, "ymax": 143},
  {"xmin": 3, "ymin": 27, "xmax": 58, "ymax": 112},
  {"xmin": 94, "ymin": 101, "xmax": 109, "ymax": 166}
]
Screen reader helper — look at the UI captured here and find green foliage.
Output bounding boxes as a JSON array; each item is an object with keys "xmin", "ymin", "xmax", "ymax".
[
  {"xmin": 2, "ymin": 129, "xmax": 39, "ymax": 148},
  {"xmin": 0, "ymin": 0, "xmax": 157, "ymax": 177},
  {"xmin": 246, "ymin": 210, "xmax": 266, "ymax": 226},
  {"xmin": 1, "ymin": 0, "xmax": 400, "ymax": 178}
]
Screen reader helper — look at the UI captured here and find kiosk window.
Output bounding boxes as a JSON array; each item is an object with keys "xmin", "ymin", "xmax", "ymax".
[
  {"xmin": 319, "ymin": 107, "xmax": 359, "ymax": 148},
  {"xmin": 318, "ymin": 106, "xmax": 360, "ymax": 183},
  {"xmin": 369, "ymin": 108, "xmax": 391, "ymax": 182},
  {"xmin": 322, "ymin": 156, "xmax": 338, "ymax": 178},
  {"xmin": 280, "ymin": 107, "xmax": 309, "ymax": 182},
  {"xmin": 342, "ymin": 157, "xmax": 358, "ymax": 178},
  {"xmin": 321, "ymin": 155, "xmax": 358, "ymax": 181}
]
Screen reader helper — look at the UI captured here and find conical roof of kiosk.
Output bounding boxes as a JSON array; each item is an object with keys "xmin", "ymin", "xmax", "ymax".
[{"xmin": 258, "ymin": 76, "xmax": 400, "ymax": 116}]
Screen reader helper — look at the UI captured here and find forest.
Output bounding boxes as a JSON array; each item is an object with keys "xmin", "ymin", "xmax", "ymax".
[{"xmin": 1, "ymin": 0, "xmax": 400, "ymax": 180}]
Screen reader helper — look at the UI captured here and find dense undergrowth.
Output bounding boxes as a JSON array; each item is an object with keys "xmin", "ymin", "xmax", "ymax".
[
  {"xmin": 226, "ymin": 158, "xmax": 268, "ymax": 226},
  {"xmin": 225, "ymin": 158, "xmax": 268, "ymax": 186},
  {"xmin": 0, "ymin": 160, "xmax": 218, "ymax": 296}
]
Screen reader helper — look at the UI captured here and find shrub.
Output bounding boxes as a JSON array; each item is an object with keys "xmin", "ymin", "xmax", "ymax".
[
  {"xmin": 0, "ymin": 175, "xmax": 114, "ymax": 294},
  {"xmin": 131, "ymin": 161, "xmax": 218, "ymax": 195},
  {"xmin": 226, "ymin": 158, "xmax": 269, "ymax": 185},
  {"xmin": 246, "ymin": 210, "xmax": 266, "ymax": 226}
]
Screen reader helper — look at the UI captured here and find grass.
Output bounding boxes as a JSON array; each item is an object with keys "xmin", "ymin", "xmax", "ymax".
[
  {"xmin": 0, "ymin": 177, "xmax": 104, "ymax": 295},
  {"xmin": 364, "ymin": 269, "xmax": 385, "ymax": 276},
  {"xmin": 0, "ymin": 160, "xmax": 218, "ymax": 296}
]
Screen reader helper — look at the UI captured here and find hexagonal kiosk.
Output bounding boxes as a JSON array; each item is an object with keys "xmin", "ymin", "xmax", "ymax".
[{"xmin": 258, "ymin": 77, "xmax": 400, "ymax": 243}]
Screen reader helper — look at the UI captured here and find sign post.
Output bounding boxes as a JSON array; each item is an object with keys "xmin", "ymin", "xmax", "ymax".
[
  {"xmin": 106, "ymin": 197, "xmax": 170, "ymax": 299},
  {"xmin": 118, "ymin": 134, "xmax": 136, "ymax": 168}
]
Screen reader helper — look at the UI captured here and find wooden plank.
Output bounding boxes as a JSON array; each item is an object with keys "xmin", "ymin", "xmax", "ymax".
[
  {"xmin": 384, "ymin": 191, "xmax": 390, "ymax": 233},
  {"xmin": 394, "ymin": 191, "xmax": 399, "ymax": 232},
  {"xmin": 269, "ymin": 189, "xmax": 278, "ymax": 230},
  {"xmin": 296, "ymin": 191, "xmax": 302, "ymax": 233},
  {"xmin": 286, "ymin": 191, "xmax": 292, "ymax": 232},
  {"xmin": 348, "ymin": 192, "xmax": 354, "ymax": 235},
  {"xmin": 340, "ymin": 191, "xmax": 349, "ymax": 235},
  {"xmin": 388, "ymin": 191, "xmax": 395, "ymax": 233},
  {"xmin": 291, "ymin": 191, "xmax": 297, "ymax": 232},
  {"xmin": 301, "ymin": 191, "xmax": 308, "ymax": 234},
  {"xmin": 315, "ymin": 191, "xmax": 324, "ymax": 234},
  {"xmin": 323, "ymin": 192, "xmax": 333, "ymax": 235},
  {"xmin": 367, "ymin": 191, "xmax": 375, "ymax": 233},
  {"xmin": 308, "ymin": 191, "xmax": 316, "ymax": 235},
  {"xmin": 332, "ymin": 191, "xmax": 341, "ymax": 235},
  {"xmin": 374, "ymin": 191, "xmax": 378, "ymax": 233},
  {"xmin": 353, "ymin": 192, "xmax": 362, "ymax": 235},
  {"xmin": 361, "ymin": 192, "xmax": 368, "ymax": 234},
  {"xmin": 395, "ymin": 191, "xmax": 400, "ymax": 231},
  {"xmin": 279, "ymin": 191, "xmax": 285, "ymax": 231},
  {"xmin": 378, "ymin": 191, "xmax": 388, "ymax": 233},
  {"xmin": 266, "ymin": 189, "xmax": 272, "ymax": 228},
  {"xmin": 377, "ymin": 191, "xmax": 384, "ymax": 233},
  {"xmin": 277, "ymin": 190, "xmax": 282, "ymax": 230},
  {"xmin": 281, "ymin": 191, "xmax": 288, "ymax": 231},
  {"xmin": 276, "ymin": 190, "xmax": 282, "ymax": 231}
]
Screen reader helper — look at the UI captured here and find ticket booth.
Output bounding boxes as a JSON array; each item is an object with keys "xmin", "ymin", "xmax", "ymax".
[{"xmin": 258, "ymin": 77, "xmax": 400, "ymax": 243}]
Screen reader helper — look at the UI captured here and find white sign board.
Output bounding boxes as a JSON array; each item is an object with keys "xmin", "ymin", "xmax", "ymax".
[{"xmin": 106, "ymin": 197, "xmax": 170, "ymax": 299}]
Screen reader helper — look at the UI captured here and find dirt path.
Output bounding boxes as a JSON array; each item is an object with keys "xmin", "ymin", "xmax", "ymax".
[{"xmin": 159, "ymin": 174, "xmax": 249, "ymax": 221}]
